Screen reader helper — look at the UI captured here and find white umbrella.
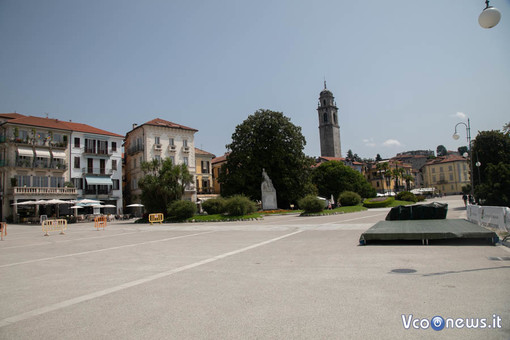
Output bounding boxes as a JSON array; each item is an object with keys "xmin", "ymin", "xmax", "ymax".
[
  {"xmin": 70, "ymin": 205, "xmax": 84, "ymax": 209},
  {"xmin": 126, "ymin": 203, "xmax": 144, "ymax": 207},
  {"xmin": 46, "ymin": 199, "xmax": 73, "ymax": 204},
  {"xmin": 76, "ymin": 199, "xmax": 102, "ymax": 205},
  {"xmin": 102, "ymin": 204, "xmax": 116, "ymax": 208},
  {"xmin": 13, "ymin": 200, "xmax": 38, "ymax": 206}
]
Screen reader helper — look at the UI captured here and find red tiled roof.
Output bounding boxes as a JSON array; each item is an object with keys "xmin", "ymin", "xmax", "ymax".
[
  {"xmin": 141, "ymin": 118, "xmax": 198, "ymax": 132},
  {"xmin": 425, "ymin": 155, "xmax": 467, "ymax": 165},
  {"xmin": 212, "ymin": 153, "xmax": 229, "ymax": 164},
  {"xmin": 195, "ymin": 147, "xmax": 215, "ymax": 157},
  {"xmin": 63, "ymin": 121, "xmax": 124, "ymax": 138},
  {"xmin": 0, "ymin": 113, "xmax": 26, "ymax": 120},
  {"xmin": 3, "ymin": 115, "xmax": 123, "ymax": 138}
]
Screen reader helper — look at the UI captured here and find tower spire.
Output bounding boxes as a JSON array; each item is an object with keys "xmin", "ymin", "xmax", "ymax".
[{"xmin": 324, "ymin": 79, "xmax": 327, "ymax": 89}]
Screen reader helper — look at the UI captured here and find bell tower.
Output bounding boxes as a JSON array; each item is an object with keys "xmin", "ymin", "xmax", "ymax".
[{"xmin": 317, "ymin": 81, "xmax": 342, "ymax": 157}]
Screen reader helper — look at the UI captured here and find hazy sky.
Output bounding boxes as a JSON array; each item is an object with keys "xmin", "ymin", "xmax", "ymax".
[{"xmin": 1, "ymin": 0, "xmax": 509, "ymax": 159}]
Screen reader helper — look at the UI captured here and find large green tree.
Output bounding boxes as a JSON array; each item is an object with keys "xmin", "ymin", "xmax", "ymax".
[
  {"xmin": 471, "ymin": 130, "xmax": 510, "ymax": 207},
  {"xmin": 138, "ymin": 158, "xmax": 193, "ymax": 214},
  {"xmin": 219, "ymin": 109, "xmax": 315, "ymax": 207},
  {"xmin": 312, "ymin": 161, "xmax": 376, "ymax": 200}
]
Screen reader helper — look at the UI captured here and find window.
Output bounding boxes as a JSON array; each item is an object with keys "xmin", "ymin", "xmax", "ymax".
[
  {"xmin": 72, "ymin": 178, "xmax": 83, "ymax": 189},
  {"xmin": 334, "ymin": 113, "xmax": 337, "ymax": 124},
  {"xmin": 448, "ymin": 165, "xmax": 453, "ymax": 171},
  {"xmin": 432, "ymin": 168, "xmax": 436, "ymax": 173},
  {"xmin": 85, "ymin": 139, "xmax": 95, "ymax": 153},
  {"xmin": 133, "ymin": 159, "xmax": 136, "ymax": 169},
  {"xmin": 169, "ymin": 138, "xmax": 174, "ymax": 146},
  {"xmin": 16, "ymin": 175, "xmax": 31, "ymax": 187},
  {"xmin": 154, "ymin": 155, "xmax": 161, "ymax": 162},
  {"xmin": 113, "ymin": 179, "xmax": 120, "ymax": 190},
  {"xmin": 183, "ymin": 139, "xmax": 188, "ymax": 147},
  {"xmin": 50, "ymin": 177, "xmax": 64, "ymax": 188},
  {"xmin": 170, "ymin": 156, "xmax": 175, "ymax": 164},
  {"xmin": 112, "ymin": 159, "xmax": 117, "ymax": 171},
  {"xmin": 440, "ymin": 166, "xmax": 444, "ymax": 172},
  {"xmin": 112, "ymin": 142, "xmax": 117, "ymax": 152},
  {"xmin": 432, "ymin": 175, "xmax": 436, "ymax": 182},
  {"xmin": 449, "ymin": 174, "xmax": 454, "ymax": 181},
  {"xmin": 74, "ymin": 157, "xmax": 80, "ymax": 169},
  {"xmin": 323, "ymin": 112, "xmax": 328, "ymax": 123},
  {"xmin": 74, "ymin": 137, "xmax": 80, "ymax": 148},
  {"xmin": 183, "ymin": 157, "xmax": 189, "ymax": 166},
  {"xmin": 202, "ymin": 161, "xmax": 210, "ymax": 173},
  {"xmin": 155, "ymin": 136, "xmax": 160, "ymax": 145},
  {"xmin": 98, "ymin": 140, "xmax": 108, "ymax": 155}
]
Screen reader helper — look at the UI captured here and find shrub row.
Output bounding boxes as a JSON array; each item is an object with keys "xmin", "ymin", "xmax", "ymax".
[
  {"xmin": 201, "ymin": 195, "xmax": 257, "ymax": 216},
  {"xmin": 363, "ymin": 197, "xmax": 395, "ymax": 208}
]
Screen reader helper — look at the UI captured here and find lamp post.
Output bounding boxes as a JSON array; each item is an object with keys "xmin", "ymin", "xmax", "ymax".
[
  {"xmin": 453, "ymin": 118, "xmax": 475, "ymax": 196},
  {"xmin": 479, "ymin": 0, "xmax": 502, "ymax": 28}
]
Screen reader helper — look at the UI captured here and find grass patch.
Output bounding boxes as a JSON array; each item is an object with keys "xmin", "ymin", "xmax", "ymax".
[
  {"xmin": 388, "ymin": 200, "xmax": 416, "ymax": 207},
  {"xmin": 301, "ymin": 205, "xmax": 367, "ymax": 216},
  {"xmin": 260, "ymin": 209, "xmax": 300, "ymax": 215},
  {"xmin": 187, "ymin": 213, "xmax": 262, "ymax": 222}
]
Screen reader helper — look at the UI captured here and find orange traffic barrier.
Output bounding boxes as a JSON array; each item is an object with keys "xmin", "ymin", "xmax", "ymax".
[
  {"xmin": 149, "ymin": 213, "xmax": 164, "ymax": 225},
  {"xmin": 42, "ymin": 219, "xmax": 67, "ymax": 236},
  {"xmin": 0, "ymin": 222, "xmax": 6, "ymax": 241},
  {"xmin": 94, "ymin": 216, "xmax": 107, "ymax": 230}
]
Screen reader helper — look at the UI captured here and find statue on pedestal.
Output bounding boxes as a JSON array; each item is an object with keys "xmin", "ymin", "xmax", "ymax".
[{"xmin": 261, "ymin": 168, "xmax": 277, "ymax": 210}]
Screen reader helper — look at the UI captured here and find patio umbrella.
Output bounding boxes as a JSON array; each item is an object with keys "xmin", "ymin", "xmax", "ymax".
[
  {"xmin": 70, "ymin": 205, "xmax": 83, "ymax": 209},
  {"xmin": 102, "ymin": 204, "xmax": 116, "ymax": 208},
  {"xmin": 126, "ymin": 203, "xmax": 144, "ymax": 207},
  {"xmin": 76, "ymin": 199, "xmax": 102, "ymax": 205}
]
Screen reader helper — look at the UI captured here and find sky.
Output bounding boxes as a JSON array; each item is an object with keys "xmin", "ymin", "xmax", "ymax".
[{"xmin": 1, "ymin": 0, "xmax": 509, "ymax": 159}]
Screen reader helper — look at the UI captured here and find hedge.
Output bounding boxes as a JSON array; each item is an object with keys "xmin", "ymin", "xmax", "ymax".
[{"xmin": 363, "ymin": 197, "xmax": 395, "ymax": 208}]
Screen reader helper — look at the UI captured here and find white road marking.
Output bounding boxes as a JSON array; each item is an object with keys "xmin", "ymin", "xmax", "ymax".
[
  {"xmin": 325, "ymin": 213, "xmax": 387, "ymax": 224},
  {"xmin": 0, "ymin": 231, "xmax": 214, "ymax": 268},
  {"xmin": 0, "ymin": 229, "xmax": 303, "ymax": 328},
  {"xmin": 0, "ymin": 231, "xmax": 147, "ymax": 250}
]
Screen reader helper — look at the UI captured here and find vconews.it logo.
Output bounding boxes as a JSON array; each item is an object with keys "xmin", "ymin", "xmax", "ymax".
[{"xmin": 401, "ymin": 314, "xmax": 502, "ymax": 331}]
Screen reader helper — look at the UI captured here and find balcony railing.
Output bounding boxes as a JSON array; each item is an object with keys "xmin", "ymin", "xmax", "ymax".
[
  {"xmin": 84, "ymin": 148, "xmax": 111, "ymax": 156},
  {"xmin": 13, "ymin": 187, "xmax": 77, "ymax": 195},
  {"xmin": 127, "ymin": 145, "xmax": 144, "ymax": 156},
  {"xmin": 82, "ymin": 167, "xmax": 114, "ymax": 175}
]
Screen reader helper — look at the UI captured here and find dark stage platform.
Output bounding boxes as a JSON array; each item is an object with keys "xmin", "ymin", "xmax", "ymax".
[{"xmin": 359, "ymin": 219, "xmax": 499, "ymax": 245}]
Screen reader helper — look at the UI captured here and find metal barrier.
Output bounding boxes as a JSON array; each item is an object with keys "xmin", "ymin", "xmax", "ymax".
[
  {"xmin": 42, "ymin": 219, "xmax": 67, "ymax": 236},
  {"xmin": 0, "ymin": 222, "xmax": 6, "ymax": 241},
  {"xmin": 149, "ymin": 213, "xmax": 164, "ymax": 225},
  {"xmin": 94, "ymin": 216, "xmax": 108, "ymax": 230}
]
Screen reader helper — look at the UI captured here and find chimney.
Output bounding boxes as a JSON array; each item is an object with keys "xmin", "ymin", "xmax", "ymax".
[{"xmin": 132, "ymin": 123, "xmax": 138, "ymax": 130}]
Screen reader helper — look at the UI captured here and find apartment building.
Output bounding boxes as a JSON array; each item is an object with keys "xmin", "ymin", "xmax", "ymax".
[
  {"xmin": 0, "ymin": 113, "xmax": 123, "ymax": 221},
  {"xmin": 67, "ymin": 122, "xmax": 124, "ymax": 212},
  {"xmin": 124, "ymin": 118, "xmax": 198, "ymax": 203},
  {"xmin": 422, "ymin": 155, "xmax": 470, "ymax": 195}
]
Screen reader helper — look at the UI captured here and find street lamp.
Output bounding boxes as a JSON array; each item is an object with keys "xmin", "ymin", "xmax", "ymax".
[
  {"xmin": 453, "ymin": 118, "xmax": 475, "ymax": 196},
  {"xmin": 479, "ymin": 0, "xmax": 502, "ymax": 29}
]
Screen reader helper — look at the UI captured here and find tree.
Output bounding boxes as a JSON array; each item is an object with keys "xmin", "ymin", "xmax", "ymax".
[
  {"xmin": 436, "ymin": 145, "xmax": 447, "ymax": 157},
  {"xmin": 347, "ymin": 149, "xmax": 354, "ymax": 159},
  {"xmin": 376, "ymin": 162, "xmax": 390, "ymax": 194},
  {"xmin": 403, "ymin": 174, "xmax": 414, "ymax": 191},
  {"xmin": 457, "ymin": 146, "xmax": 468, "ymax": 156},
  {"xmin": 312, "ymin": 161, "xmax": 376, "ymax": 200},
  {"xmin": 503, "ymin": 122, "xmax": 510, "ymax": 135},
  {"xmin": 219, "ymin": 109, "xmax": 315, "ymax": 207},
  {"xmin": 471, "ymin": 130, "xmax": 510, "ymax": 206},
  {"xmin": 471, "ymin": 130, "xmax": 510, "ymax": 187},
  {"xmin": 375, "ymin": 154, "xmax": 382, "ymax": 162},
  {"xmin": 391, "ymin": 167, "xmax": 405, "ymax": 193},
  {"xmin": 138, "ymin": 158, "xmax": 193, "ymax": 214}
]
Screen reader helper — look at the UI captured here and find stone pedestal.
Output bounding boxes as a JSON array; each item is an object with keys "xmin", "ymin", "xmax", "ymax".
[{"xmin": 261, "ymin": 169, "xmax": 277, "ymax": 210}]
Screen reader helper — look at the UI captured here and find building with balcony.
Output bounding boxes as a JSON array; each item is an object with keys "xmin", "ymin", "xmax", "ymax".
[
  {"xmin": 422, "ymin": 155, "xmax": 470, "ymax": 195},
  {"xmin": 67, "ymin": 122, "xmax": 124, "ymax": 212},
  {"xmin": 124, "ymin": 118, "xmax": 198, "ymax": 204},
  {"xmin": 0, "ymin": 114, "xmax": 74, "ymax": 221},
  {"xmin": 0, "ymin": 113, "xmax": 124, "ymax": 221},
  {"xmin": 364, "ymin": 160, "xmax": 413, "ymax": 194}
]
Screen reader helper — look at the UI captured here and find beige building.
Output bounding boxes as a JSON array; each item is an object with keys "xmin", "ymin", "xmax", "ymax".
[
  {"xmin": 195, "ymin": 147, "xmax": 215, "ymax": 195},
  {"xmin": 422, "ymin": 155, "xmax": 470, "ymax": 195},
  {"xmin": 124, "ymin": 118, "xmax": 198, "ymax": 204}
]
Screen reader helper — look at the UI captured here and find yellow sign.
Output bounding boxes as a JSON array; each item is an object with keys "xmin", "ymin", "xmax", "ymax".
[
  {"xmin": 149, "ymin": 213, "xmax": 164, "ymax": 225},
  {"xmin": 42, "ymin": 219, "xmax": 67, "ymax": 236}
]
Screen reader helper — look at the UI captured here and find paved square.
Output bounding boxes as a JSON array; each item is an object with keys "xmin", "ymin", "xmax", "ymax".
[{"xmin": 1, "ymin": 197, "xmax": 509, "ymax": 339}]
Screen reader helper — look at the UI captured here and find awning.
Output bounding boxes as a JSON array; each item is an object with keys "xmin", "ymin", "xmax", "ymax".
[
  {"xmin": 51, "ymin": 150, "xmax": 66, "ymax": 159},
  {"xmin": 34, "ymin": 149, "xmax": 51, "ymax": 158},
  {"xmin": 85, "ymin": 176, "xmax": 113, "ymax": 186},
  {"xmin": 17, "ymin": 147, "xmax": 34, "ymax": 157}
]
